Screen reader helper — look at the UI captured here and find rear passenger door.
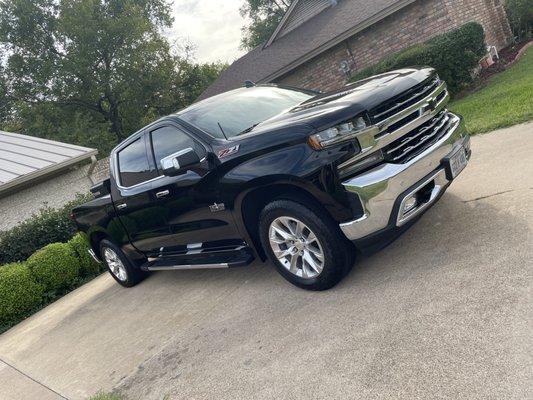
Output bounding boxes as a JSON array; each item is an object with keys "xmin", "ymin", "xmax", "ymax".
[{"xmin": 111, "ymin": 122, "xmax": 240, "ymax": 259}]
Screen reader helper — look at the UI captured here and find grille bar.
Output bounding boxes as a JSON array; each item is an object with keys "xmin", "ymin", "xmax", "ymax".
[
  {"xmin": 384, "ymin": 111, "xmax": 451, "ymax": 164},
  {"xmin": 371, "ymin": 77, "xmax": 441, "ymax": 123}
]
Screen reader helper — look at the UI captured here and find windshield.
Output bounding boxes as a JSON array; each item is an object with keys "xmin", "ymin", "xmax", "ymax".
[{"xmin": 179, "ymin": 86, "xmax": 313, "ymax": 139}]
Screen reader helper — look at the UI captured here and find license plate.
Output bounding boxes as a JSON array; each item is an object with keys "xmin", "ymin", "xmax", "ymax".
[{"xmin": 445, "ymin": 147, "xmax": 468, "ymax": 179}]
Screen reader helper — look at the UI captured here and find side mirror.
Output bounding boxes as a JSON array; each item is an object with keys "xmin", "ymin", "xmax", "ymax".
[{"xmin": 160, "ymin": 148, "xmax": 201, "ymax": 176}]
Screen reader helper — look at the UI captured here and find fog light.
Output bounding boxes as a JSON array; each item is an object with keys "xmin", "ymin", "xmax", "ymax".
[{"xmin": 403, "ymin": 196, "xmax": 418, "ymax": 214}]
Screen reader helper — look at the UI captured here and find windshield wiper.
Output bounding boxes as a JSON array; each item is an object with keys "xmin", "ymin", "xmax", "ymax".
[{"xmin": 237, "ymin": 123, "xmax": 260, "ymax": 136}]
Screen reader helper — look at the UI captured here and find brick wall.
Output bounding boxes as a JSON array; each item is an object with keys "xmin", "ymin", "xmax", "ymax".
[
  {"xmin": 443, "ymin": 0, "xmax": 512, "ymax": 47},
  {"xmin": 275, "ymin": 0, "xmax": 512, "ymax": 92}
]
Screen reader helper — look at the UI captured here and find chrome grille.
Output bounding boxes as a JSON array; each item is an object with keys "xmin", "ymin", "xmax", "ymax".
[
  {"xmin": 383, "ymin": 111, "xmax": 450, "ymax": 164},
  {"xmin": 370, "ymin": 76, "xmax": 441, "ymax": 124}
]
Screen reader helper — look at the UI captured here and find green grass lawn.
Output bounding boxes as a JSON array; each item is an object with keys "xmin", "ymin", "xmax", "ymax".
[
  {"xmin": 450, "ymin": 47, "xmax": 533, "ymax": 134},
  {"xmin": 88, "ymin": 392, "xmax": 123, "ymax": 400}
]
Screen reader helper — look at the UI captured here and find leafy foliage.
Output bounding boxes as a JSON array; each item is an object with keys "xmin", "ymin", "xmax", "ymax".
[
  {"xmin": 0, "ymin": 263, "xmax": 43, "ymax": 327},
  {"xmin": 0, "ymin": 0, "xmax": 226, "ymax": 155},
  {"xmin": 349, "ymin": 22, "xmax": 487, "ymax": 94},
  {"xmin": 27, "ymin": 242, "xmax": 81, "ymax": 292},
  {"xmin": 505, "ymin": 0, "xmax": 533, "ymax": 41},
  {"xmin": 240, "ymin": 0, "xmax": 290, "ymax": 50},
  {"xmin": 0, "ymin": 65, "xmax": 11, "ymax": 123},
  {"xmin": 88, "ymin": 392, "xmax": 124, "ymax": 400},
  {"xmin": 0, "ymin": 194, "xmax": 90, "ymax": 264},
  {"xmin": 68, "ymin": 233, "xmax": 102, "ymax": 277}
]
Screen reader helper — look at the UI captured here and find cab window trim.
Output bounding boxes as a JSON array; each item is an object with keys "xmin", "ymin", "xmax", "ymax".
[
  {"xmin": 148, "ymin": 123, "xmax": 207, "ymax": 176},
  {"xmin": 115, "ymin": 132, "xmax": 161, "ymax": 190}
]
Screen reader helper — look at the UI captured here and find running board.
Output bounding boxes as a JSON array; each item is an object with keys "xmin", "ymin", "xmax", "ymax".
[
  {"xmin": 141, "ymin": 245, "xmax": 254, "ymax": 272},
  {"xmin": 148, "ymin": 263, "xmax": 230, "ymax": 271}
]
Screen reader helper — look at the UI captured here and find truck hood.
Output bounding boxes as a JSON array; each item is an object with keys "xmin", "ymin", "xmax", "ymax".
[
  {"xmin": 212, "ymin": 67, "xmax": 436, "ymax": 163},
  {"xmin": 240, "ymin": 67, "xmax": 436, "ymax": 135}
]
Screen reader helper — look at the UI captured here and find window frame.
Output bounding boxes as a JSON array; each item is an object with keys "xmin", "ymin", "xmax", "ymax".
[
  {"xmin": 148, "ymin": 123, "xmax": 207, "ymax": 176},
  {"xmin": 115, "ymin": 132, "xmax": 160, "ymax": 189}
]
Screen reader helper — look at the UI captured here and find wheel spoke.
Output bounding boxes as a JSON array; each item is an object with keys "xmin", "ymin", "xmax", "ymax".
[
  {"xmin": 271, "ymin": 221, "xmax": 293, "ymax": 240},
  {"xmin": 274, "ymin": 248, "xmax": 292, "ymax": 259},
  {"xmin": 289, "ymin": 254, "xmax": 299, "ymax": 274},
  {"xmin": 303, "ymin": 250, "xmax": 322, "ymax": 274},
  {"xmin": 293, "ymin": 220, "xmax": 304, "ymax": 236},
  {"xmin": 305, "ymin": 230, "xmax": 317, "ymax": 243},
  {"xmin": 307, "ymin": 245, "xmax": 324, "ymax": 262},
  {"xmin": 300, "ymin": 258, "xmax": 309, "ymax": 278}
]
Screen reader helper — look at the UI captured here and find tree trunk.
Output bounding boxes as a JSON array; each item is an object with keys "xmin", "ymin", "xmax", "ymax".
[{"xmin": 107, "ymin": 97, "xmax": 124, "ymax": 142}]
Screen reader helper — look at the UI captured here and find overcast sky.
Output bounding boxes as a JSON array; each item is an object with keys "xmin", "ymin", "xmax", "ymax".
[{"xmin": 168, "ymin": 0, "xmax": 248, "ymax": 64}]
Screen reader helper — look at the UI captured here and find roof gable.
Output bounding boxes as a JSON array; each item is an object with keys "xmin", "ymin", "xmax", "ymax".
[
  {"xmin": 266, "ymin": 0, "xmax": 338, "ymax": 47},
  {"xmin": 199, "ymin": 0, "xmax": 415, "ymax": 101}
]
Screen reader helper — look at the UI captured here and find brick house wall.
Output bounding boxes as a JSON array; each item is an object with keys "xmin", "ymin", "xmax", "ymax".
[{"xmin": 275, "ymin": 0, "xmax": 512, "ymax": 92}]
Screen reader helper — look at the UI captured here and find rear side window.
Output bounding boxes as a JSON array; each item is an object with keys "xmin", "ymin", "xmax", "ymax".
[
  {"xmin": 117, "ymin": 137, "xmax": 158, "ymax": 187},
  {"xmin": 150, "ymin": 126, "xmax": 204, "ymax": 171}
]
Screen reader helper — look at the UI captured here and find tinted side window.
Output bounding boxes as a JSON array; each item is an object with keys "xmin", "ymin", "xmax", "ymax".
[
  {"xmin": 117, "ymin": 137, "xmax": 158, "ymax": 187},
  {"xmin": 150, "ymin": 126, "xmax": 202, "ymax": 171}
]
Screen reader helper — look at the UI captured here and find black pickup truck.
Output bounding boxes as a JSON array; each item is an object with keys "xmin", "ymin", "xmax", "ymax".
[{"xmin": 72, "ymin": 67, "xmax": 471, "ymax": 291}]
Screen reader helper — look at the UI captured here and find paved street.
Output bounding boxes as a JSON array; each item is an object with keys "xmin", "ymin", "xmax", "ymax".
[{"xmin": 0, "ymin": 122, "xmax": 531, "ymax": 400}]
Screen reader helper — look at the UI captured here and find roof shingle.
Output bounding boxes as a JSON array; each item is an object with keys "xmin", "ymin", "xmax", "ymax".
[{"xmin": 199, "ymin": 0, "xmax": 413, "ymax": 100}]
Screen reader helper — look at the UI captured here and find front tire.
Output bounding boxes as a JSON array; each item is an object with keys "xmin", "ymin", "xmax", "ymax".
[
  {"xmin": 100, "ymin": 240, "xmax": 148, "ymax": 287},
  {"xmin": 259, "ymin": 200, "xmax": 354, "ymax": 291}
]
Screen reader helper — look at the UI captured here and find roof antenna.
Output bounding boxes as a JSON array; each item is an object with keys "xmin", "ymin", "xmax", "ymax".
[
  {"xmin": 244, "ymin": 80, "xmax": 256, "ymax": 88},
  {"xmin": 217, "ymin": 122, "xmax": 229, "ymax": 140}
]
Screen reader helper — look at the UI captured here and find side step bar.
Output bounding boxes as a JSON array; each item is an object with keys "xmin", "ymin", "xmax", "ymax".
[
  {"xmin": 140, "ymin": 245, "xmax": 255, "ymax": 272},
  {"xmin": 147, "ymin": 263, "xmax": 230, "ymax": 271}
]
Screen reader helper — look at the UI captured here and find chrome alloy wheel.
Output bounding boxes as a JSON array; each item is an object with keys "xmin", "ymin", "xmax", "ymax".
[
  {"xmin": 103, "ymin": 248, "xmax": 128, "ymax": 282},
  {"xmin": 268, "ymin": 216, "xmax": 325, "ymax": 279}
]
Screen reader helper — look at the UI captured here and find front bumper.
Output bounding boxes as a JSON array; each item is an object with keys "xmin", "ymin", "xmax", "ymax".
[{"xmin": 340, "ymin": 112, "xmax": 470, "ymax": 241}]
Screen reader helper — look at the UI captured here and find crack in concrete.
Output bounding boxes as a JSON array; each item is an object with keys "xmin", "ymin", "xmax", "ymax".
[
  {"xmin": 0, "ymin": 357, "xmax": 68, "ymax": 399},
  {"xmin": 463, "ymin": 188, "xmax": 529, "ymax": 203}
]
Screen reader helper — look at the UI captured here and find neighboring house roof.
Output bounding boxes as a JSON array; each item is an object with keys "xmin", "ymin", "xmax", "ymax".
[
  {"xmin": 199, "ymin": 0, "xmax": 415, "ymax": 101},
  {"xmin": 265, "ymin": 0, "xmax": 336, "ymax": 47},
  {"xmin": 0, "ymin": 130, "xmax": 97, "ymax": 195}
]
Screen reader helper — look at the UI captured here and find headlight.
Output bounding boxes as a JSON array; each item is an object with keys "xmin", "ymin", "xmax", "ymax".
[{"xmin": 308, "ymin": 115, "xmax": 377, "ymax": 150}]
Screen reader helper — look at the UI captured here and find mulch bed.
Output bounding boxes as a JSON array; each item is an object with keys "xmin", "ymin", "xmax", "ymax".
[{"xmin": 453, "ymin": 40, "xmax": 532, "ymax": 99}]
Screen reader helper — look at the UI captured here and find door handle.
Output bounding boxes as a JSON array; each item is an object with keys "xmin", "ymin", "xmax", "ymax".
[
  {"xmin": 156, "ymin": 190, "xmax": 170, "ymax": 198},
  {"xmin": 116, "ymin": 203, "xmax": 127, "ymax": 210}
]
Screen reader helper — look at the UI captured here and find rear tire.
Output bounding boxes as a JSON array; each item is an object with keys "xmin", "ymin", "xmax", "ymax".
[
  {"xmin": 259, "ymin": 200, "xmax": 354, "ymax": 291},
  {"xmin": 99, "ymin": 240, "xmax": 148, "ymax": 287}
]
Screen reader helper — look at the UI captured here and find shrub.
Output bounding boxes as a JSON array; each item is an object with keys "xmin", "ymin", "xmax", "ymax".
[
  {"xmin": 68, "ymin": 233, "xmax": 102, "ymax": 277},
  {"xmin": 0, "ymin": 194, "xmax": 91, "ymax": 264},
  {"xmin": 505, "ymin": 0, "xmax": 533, "ymax": 41},
  {"xmin": 349, "ymin": 22, "xmax": 487, "ymax": 93},
  {"xmin": 0, "ymin": 263, "xmax": 43, "ymax": 327},
  {"xmin": 26, "ymin": 243, "xmax": 81, "ymax": 293}
]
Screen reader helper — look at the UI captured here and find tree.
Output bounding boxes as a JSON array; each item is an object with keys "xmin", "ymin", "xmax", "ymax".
[
  {"xmin": 505, "ymin": 0, "xmax": 533, "ymax": 41},
  {"xmin": 240, "ymin": 0, "xmax": 290, "ymax": 50},
  {"xmin": 0, "ymin": 0, "xmax": 225, "ymax": 148},
  {"xmin": 0, "ymin": 65, "xmax": 11, "ymax": 124}
]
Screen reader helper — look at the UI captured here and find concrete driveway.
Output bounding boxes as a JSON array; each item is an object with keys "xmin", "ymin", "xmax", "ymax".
[{"xmin": 0, "ymin": 122, "xmax": 531, "ymax": 400}]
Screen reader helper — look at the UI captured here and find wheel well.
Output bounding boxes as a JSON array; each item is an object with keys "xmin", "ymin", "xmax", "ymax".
[{"xmin": 241, "ymin": 184, "xmax": 333, "ymax": 260}]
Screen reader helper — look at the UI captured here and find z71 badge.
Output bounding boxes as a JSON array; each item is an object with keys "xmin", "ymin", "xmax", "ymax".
[{"xmin": 218, "ymin": 145, "xmax": 240, "ymax": 158}]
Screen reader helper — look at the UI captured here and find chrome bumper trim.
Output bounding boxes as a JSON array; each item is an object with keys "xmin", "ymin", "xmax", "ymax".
[{"xmin": 340, "ymin": 112, "xmax": 469, "ymax": 241}]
